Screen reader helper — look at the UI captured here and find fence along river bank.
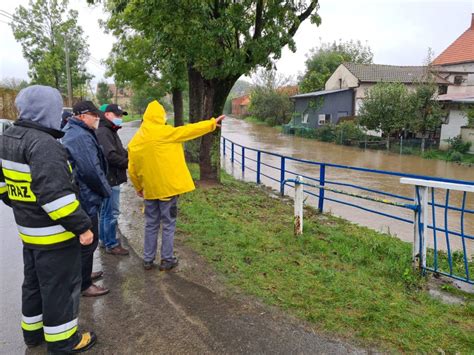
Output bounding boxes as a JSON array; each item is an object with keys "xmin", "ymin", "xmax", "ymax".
[{"xmin": 220, "ymin": 117, "xmax": 473, "ymax": 259}]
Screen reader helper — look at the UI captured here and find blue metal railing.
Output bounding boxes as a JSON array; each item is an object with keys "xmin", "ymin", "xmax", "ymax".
[{"xmin": 221, "ymin": 136, "xmax": 474, "ymax": 284}]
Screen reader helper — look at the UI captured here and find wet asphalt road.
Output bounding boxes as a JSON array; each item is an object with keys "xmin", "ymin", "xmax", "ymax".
[{"xmin": 0, "ymin": 121, "xmax": 365, "ymax": 354}]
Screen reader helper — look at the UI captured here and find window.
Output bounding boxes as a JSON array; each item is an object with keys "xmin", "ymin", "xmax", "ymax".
[
  {"xmin": 438, "ymin": 85, "xmax": 448, "ymax": 95},
  {"xmin": 302, "ymin": 113, "xmax": 309, "ymax": 123},
  {"xmin": 318, "ymin": 114, "xmax": 326, "ymax": 125},
  {"xmin": 454, "ymin": 75, "xmax": 463, "ymax": 85}
]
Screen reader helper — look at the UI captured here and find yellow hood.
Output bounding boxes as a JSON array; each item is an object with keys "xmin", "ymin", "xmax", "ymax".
[
  {"xmin": 128, "ymin": 100, "xmax": 217, "ymax": 200},
  {"xmin": 143, "ymin": 100, "xmax": 166, "ymax": 125}
]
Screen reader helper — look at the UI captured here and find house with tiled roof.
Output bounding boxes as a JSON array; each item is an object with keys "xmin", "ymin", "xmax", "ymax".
[
  {"xmin": 290, "ymin": 63, "xmax": 449, "ymax": 130},
  {"xmin": 432, "ymin": 14, "xmax": 474, "ymax": 95},
  {"xmin": 95, "ymin": 83, "xmax": 133, "ymax": 110},
  {"xmin": 325, "ymin": 62, "xmax": 449, "ymax": 115},
  {"xmin": 433, "ymin": 14, "xmax": 474, "ymax": 150},
  {"xmin": 231, "ymin": 94, "xmax": 250, "ymax": 117}
]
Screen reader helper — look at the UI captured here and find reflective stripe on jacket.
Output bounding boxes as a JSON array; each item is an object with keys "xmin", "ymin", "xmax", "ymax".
[{"xmin": 0, "ymin": 121, "xmax": 92, "ymax": 249}]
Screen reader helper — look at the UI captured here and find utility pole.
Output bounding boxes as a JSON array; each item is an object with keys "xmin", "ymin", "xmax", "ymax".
[{"xmin": 64, "ymin": 33, "xmax": 73, "ymax": 107}]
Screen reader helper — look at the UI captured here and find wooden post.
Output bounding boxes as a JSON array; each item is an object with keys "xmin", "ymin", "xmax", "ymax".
[{"xmin": 294, "ymin": 176, "xmax": 304, "ymax": 236}]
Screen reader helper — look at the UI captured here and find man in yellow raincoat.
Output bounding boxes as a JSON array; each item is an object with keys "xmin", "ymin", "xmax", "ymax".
[{"xmin": 128, "ymin": 100, "xmax": 224, "ymax": 270}]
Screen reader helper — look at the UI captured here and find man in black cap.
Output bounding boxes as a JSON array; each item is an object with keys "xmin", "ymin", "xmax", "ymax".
[
  {"xmin": 62, "ymin": 101, "xmax": 112, "ymax": 297},
  {"xmin": 96, "ymin": 104, "xmax": 129, "ymax": 256}
]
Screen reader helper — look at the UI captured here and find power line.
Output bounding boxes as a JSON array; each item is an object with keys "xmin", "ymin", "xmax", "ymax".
[
  {"xmin": 0, "ymin": 13, "xmax": 13, "ymax": 21},
  {"xmin": 0, "ymin": 9, "xmax": 13, "ymax": 19},
  {"xmin": 0, "ymin": 9, "xmax": 49, "ymax": 34}
]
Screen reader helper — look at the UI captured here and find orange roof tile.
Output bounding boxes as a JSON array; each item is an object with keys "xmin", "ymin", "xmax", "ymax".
[{"xmin": 432, "ymin": 14, "xmax": 474, "ymax": 66}]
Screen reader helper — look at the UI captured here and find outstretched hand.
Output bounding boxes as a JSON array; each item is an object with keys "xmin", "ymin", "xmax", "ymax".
[{"xmin": 215, "ymin": 115, "xmax": 225, "ymax": 128}]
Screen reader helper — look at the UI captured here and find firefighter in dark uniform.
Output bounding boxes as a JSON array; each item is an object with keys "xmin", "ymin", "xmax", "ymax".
[{"xmin": 0, "ymin": 85, "xmax": 98, "ymax": 353}]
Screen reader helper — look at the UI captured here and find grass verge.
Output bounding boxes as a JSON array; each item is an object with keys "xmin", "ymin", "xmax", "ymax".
[
  {"xmin": 178, "ymin": 166, "xmax": 474, "ymax": 353},
  {"xmin": 123, "ymin": 113, "xmax": 142, "ymax": 122},
  {"xmin": 244, "ymin": 116, "xmax": 282, "ymax": 132}
]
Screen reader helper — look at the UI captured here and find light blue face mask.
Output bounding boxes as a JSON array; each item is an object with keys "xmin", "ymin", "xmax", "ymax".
[{"xmin": 112, "ymin": 118, "xmax": 123, "ymax": 126}]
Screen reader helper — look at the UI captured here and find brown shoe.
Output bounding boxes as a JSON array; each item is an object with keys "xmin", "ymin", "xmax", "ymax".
[
  {"xmin": 106, "ymin": 245, "xmax": 129, "ymax": 256},
  {"xmin": 91, "ymin": 271, "xmax": 103, "ymax": 281},
  {"xmin": 82, "ymin": 284, "xmax": 109, "ymax": 297}
]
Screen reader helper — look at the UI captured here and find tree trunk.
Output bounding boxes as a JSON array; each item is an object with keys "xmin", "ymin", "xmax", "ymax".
[
  {"xmin": 172, "ymin": 87, "xmax": 183, "ymax": 127},
  {"xmin": 185, "ymin": 65, "xmax": 205, "ymax": 162},
  {"xmin": 188, "ymin": 65, "xmax": 204, "ymax": 123},
  {"xmin": 187, "ymin": 66, "xmax": 237, "ymax": 181},
  {"xmin": 421, "ymin": 137, "xmax": 426, "ymax": 153},
  {"xmin": 199, "ymin": 77, "xmax": 237, "ymax": 182}
]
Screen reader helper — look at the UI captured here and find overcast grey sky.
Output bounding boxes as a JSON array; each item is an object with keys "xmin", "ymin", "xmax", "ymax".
[{"xmin": 0, "ymin": 0, "xmax": 473, "ymax": 87}]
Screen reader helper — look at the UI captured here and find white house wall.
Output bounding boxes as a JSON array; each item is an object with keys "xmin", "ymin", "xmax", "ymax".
[
  {"xmin": 438, "ymin": 63, "xmax": 474, "ymax": 73},
  {"xmin": 437, "ymin": 62, "xmax": 474, "ymax": 95},
  {"xmin": 447, "ymin": 85, "xmax": 474, "ymax": 95},
  {"xmin": 439, "ymin": 109, "xmax": 469, "ymax": 150},
  {"xmin": 325, "ymin": 65, "xmax": 359, "ymax": 90}
]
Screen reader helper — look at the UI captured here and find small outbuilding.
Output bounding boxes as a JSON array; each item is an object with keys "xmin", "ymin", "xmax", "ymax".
[
  {"xmin": 231, "ymin": 94, "xmax": 250, "ymax": 117},
  {"xmin": 290, "ymin": 88, "xmax": 354, "ymax": 128}
]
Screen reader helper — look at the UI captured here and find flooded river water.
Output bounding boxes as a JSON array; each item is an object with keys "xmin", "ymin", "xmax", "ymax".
[{"xmin": 221, "ymin": 117, "xmax": 474, "ymax": 257}]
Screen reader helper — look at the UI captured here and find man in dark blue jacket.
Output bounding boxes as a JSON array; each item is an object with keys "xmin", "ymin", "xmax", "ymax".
[{"xmin": 62, "ymin": 101, "xmax": 112, "ymax": 297}]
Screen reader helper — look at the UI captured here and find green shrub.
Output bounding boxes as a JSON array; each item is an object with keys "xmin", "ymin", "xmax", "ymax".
[
  {"xmin": 315, "ymin": 124, "xmax": 336, "ymax": 142},
  {"xmin": 294, "ymin": 126, "xmax": 317, "ymax": 139},
  {"xmin": 334, "ymin": 121, "xmax": 365, "ymax": 144},
  {"xmin": 248, "ymin": 88, "xmax": 293, "ymax": 126},
  {"xmin": 447, "ymin": 135, "xmax": 471, "ymax": 154},
  {"xmin": 421, "ymin": 150, "xmax": 437, "ymax": 159},
  {"xmin": 448, "ymin": 151, "xmax": 463, "ymax": 162}
]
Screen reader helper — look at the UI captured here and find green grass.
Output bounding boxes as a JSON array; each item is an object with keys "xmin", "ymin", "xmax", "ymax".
[
  {"xmin": 177, "ymin": 166, "xmax": 474, "ymax": 353},
  {"xmin": 244, "ymin": 116, "xmax": 283, "ymax": 132},
  {"xmin": 123, "ymin": 114, "xmax": 142, "ymax": 122},
  {"xmin": 421, "ymin": 149, "xmax": 474, "ymax": 165}
]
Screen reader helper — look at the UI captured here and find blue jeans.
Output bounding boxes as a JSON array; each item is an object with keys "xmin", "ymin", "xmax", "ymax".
[{"xmin": 99, "ymin": 185, "xmax": 121, "ymax": 250}]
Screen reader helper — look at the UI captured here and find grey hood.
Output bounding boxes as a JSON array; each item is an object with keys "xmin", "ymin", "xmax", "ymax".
[{"xmin": 15, "ymin": 85, "xmax": 63, "ymax": 131}]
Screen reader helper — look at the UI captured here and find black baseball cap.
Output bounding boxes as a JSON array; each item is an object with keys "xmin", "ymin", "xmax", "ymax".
[
  {"xmin": 105, "ymin": 104, "xmax": 128, "ymax": 116},
  {"xmin": 73, "ymin": 101, "xmax": 100, "ymax": 116}
]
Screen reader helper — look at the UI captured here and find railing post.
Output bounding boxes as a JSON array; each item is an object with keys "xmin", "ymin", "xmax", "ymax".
[
  {"xmin": 242, "ymin": 146, "xmax": 245, "ymax": 173},
  {"xmin": 256, "ymin": 151, "xmax": 261, "ymax": 184},
  {"xmin": 413, "ymin": 186, "xmax": 428, "ymax": 272},
  {"xmin": 318, "ymin": 164, "xmax": 326, "ymax": 212},
  {"xmin": 280, "ymin": 157, "xmax": 286, "ymax": 196},
  {"xmin": 231, "ymin": 142, "xmax": 234, "ymax": 164},
  {"xmin": 223, "ymin": 138, "xmax": 226, "ymax": 157},
  {"xmin": 294, "ymin": 176, "xmax": 304, "ymax": 236}
]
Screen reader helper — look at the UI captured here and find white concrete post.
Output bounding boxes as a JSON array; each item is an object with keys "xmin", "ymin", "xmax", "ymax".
[
  {"xmin": 413, "ymin": 188, "xmax": 420, "ymax": 269},
  {"xmin": 294, "ymin": 176, "xmax": 304, "ymax": 236},
  {"xmin": 411, "ymin": 185, "xmax": 428, "ymax": 271}
]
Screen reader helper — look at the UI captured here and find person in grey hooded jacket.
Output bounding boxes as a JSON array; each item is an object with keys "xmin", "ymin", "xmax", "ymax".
[{"xmin": 0, "ymin": 85, "xmax": 97, "ymax": 353}]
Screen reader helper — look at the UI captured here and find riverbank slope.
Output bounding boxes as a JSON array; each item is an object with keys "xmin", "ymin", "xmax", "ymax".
[{"xmin": 118, "ymin": 165, "xmax": 473, "ymax": 353}]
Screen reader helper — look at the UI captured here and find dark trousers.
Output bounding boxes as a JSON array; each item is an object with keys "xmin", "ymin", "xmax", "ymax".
[
  {"xmin": 81, "ymin": 214, "xmax": 99, "ymax": 291},
  {"xmin": 22, "ymin": 242, "xmax": 81, "ymax": 352}
]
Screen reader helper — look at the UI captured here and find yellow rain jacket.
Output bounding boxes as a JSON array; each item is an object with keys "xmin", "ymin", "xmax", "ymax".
[{"xmin": 128, "ymin": 100, "xmax": 216, "ymax": 200}]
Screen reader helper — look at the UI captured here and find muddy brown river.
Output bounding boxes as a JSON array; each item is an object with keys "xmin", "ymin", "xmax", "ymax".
[{"xmin": 221, "ymin": 117, "xmax": 474, "ymax": 257}]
